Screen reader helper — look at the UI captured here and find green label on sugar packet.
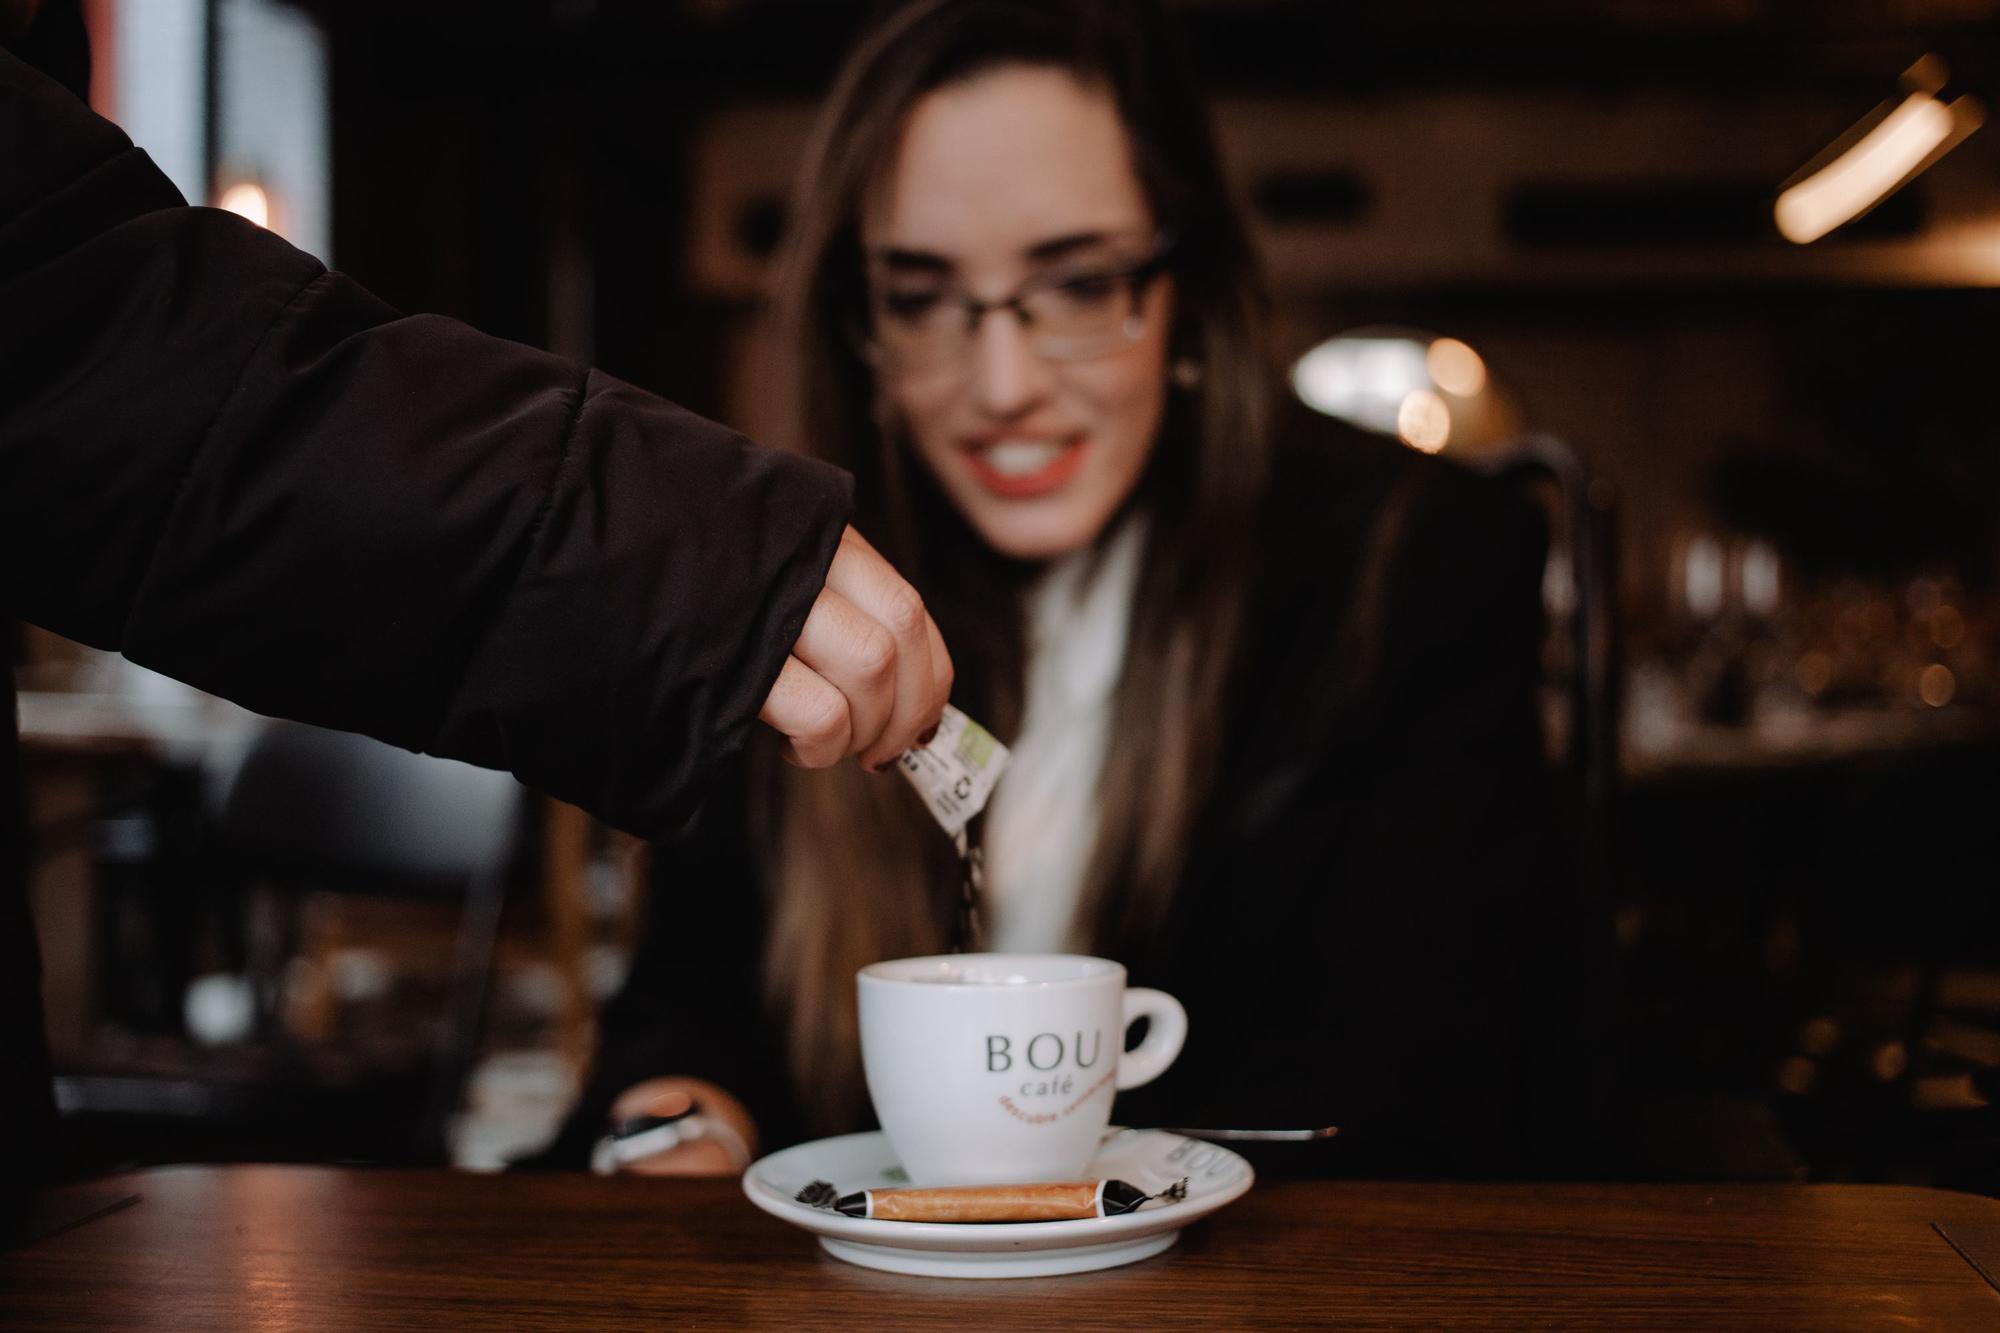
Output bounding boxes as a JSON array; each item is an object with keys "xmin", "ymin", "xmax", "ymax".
[{"xmin": 897, "ymin": 704, "xmax": 1009, "ymax": 839}]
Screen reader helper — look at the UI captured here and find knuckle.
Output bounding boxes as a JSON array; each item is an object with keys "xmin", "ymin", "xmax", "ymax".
[
  {"xmin": 852, "ymin": 624, "xmax": 898, "ymax": 684},
  {"xmin": 882, "ymin": 584, "xmax": 928, "ymax": 639},
  {"xmin": 800, "ymin": 690, "xmax": 851, "ymax": 749}
]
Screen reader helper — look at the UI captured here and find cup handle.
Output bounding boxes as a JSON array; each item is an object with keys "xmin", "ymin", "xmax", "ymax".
[{"xmin": 1116, "ymin": 988, "xmax": 1187, "ymax": 1091}]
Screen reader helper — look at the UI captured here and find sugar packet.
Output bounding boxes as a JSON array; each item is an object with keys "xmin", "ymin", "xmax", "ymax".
[
  {"xmin": 895, "ymin": 703, "xmax": 1009, "ymax": 839},
  {"xmin": 896, "ymin": 704, "xmax": 1009, "ymax": 950}
]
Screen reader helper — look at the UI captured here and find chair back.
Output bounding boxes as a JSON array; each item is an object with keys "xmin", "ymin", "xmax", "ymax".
[
  {"xmin": 1477, "ymin": 433, "xmax": 1621, "ymax": 901},
  {"xmin": 220, "ymin": 722, "xmax": 526, "ymax": 1161}
]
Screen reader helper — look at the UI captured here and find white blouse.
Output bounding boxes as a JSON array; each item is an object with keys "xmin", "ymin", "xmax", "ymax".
[{"xmin": 981, "ymin": 519, "xmax": 1144, "ymax": 954}]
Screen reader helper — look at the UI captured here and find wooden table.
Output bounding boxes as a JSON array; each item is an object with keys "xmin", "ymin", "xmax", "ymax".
[{"xmin": 6, "ymin": 1168, "xmax": 2000, "ymax": 1328}]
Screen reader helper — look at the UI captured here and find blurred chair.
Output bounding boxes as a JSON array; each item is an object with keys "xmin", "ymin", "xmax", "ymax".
[
  {"xmin": 220, "ymin": 722, "xmax": 527, "ymax": 1161},
  {"xmin": 1477, "ymin": 435, "xmax": 1750, "ymax": 1182},
  {"xmin": 1832, "ymin": 740, "xmax": 2000, "ymax": 1194},
  {"xmin": 56, "ymin": 723, "xmax": 528, "ymax": 1166},
  {"xmin": 1476, "ymin": 432, "xmax": 1620, "ymax": 902}
]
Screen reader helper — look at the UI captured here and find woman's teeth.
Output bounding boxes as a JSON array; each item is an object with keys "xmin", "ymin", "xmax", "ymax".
[{"xmin": 980, "ymin": 440, "xmax": 1069, "ymax": 477}]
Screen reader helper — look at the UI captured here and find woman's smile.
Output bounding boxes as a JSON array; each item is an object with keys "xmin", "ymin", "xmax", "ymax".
[{"xmin": 962, "ymin": 434, "xmax": 1090, "ymax": 497}]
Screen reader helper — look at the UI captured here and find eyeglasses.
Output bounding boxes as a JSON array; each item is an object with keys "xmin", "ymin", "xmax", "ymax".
[{"xmin": 861, "ymin": 234, "xmax": 1176, "ymax": 372}]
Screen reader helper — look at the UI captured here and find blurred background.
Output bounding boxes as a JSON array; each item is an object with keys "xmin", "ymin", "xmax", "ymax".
[{"xmin": 16, "ymin": 0, "xmax": 2000, "ymax": 1186}]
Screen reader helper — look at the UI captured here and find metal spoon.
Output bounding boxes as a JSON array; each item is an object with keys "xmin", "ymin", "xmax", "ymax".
[{"xmin": 1162, "ymin": 1125, "xmax": 1339, "ymax": 1142}]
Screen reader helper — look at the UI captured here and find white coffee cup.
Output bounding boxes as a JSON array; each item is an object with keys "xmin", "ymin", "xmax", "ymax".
[{"xmin": 857, "ymin": 953, "xmax": 1187, "ymax": 1186}]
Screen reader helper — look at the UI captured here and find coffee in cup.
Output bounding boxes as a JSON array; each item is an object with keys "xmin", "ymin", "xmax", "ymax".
[{"xmin": 857, "ymin": 953, "xmax": 1186, "ymax": 1186}]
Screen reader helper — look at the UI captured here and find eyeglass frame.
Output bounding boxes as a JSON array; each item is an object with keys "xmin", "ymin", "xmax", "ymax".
[{"xmin": 852, "ymin": 230, "xmax": 1181, "ymax": 370}]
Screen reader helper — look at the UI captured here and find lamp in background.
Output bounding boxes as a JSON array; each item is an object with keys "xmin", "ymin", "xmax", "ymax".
[
  {"xmin": 1292, "ymin": 328, "xmax": 1517, "ymax": 456},
  {"xmin": 1774, "ymin": 55, "xmax": 1984, "ymax": 245},
  {"xmin": 1395, "ymin": 389, "xmax": 1451, "ymax": 454},
  {"xmin": 216, "ymin": 178, "xmax": 272, "ymax": 231},
  {"xmin": 1425, "ymin": 337, "xmax": 1487, "ymax": 398}
]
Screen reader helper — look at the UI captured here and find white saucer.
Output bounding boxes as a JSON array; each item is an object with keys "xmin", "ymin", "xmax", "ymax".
[{"xmin": 741, "ymin": 1127, "xmax": 1253, "ymax": 1279}]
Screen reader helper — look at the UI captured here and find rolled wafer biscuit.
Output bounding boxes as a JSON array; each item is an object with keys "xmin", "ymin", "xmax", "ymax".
[{"xmin": 795, "ymin": 1178, "xmax": 1187, "ymax": 1223}]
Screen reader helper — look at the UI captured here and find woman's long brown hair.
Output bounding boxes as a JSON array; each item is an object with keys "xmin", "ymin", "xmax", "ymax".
[{"xmin": 751, "ymin": 0, "xmax": 1275, "ymax": 1133}]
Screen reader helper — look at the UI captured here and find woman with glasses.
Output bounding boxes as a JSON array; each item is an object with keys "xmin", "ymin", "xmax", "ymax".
[{"xmin": 538, "ymin": 0, "xmax": 1611, "ymax": 1179}]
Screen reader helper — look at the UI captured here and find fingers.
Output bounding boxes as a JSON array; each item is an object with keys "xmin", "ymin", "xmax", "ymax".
[
  {"xmin": 824, "ymin": 527, "xmax": 950, "ymax": 769},
  {"xmin": 760, "ymin": 526, "xmax": 952, "ymax": 770},
  {"xmin": 923, "ymin": 608, "xmax": 954, "ymax": 740},
  {"xmin": 621, "ymin": 1139, "xmax": 740, "ymax": 1177},
  {"xmin": 790, "ymin": 586, "xmax": 896, "ymax": 765},
  {"xmin": 614, "ymin": 1083, "xmax": 737, "ymax": 1175},
  {"xmin": 611, "ymin": 1079, "xmax": 693, "ymax": 1124},
  {"xmin": 608, "ymin": 1077, "xmax": 761, "ymax": 1178},
  {"xmin": 758, "ymin": 655, "xmax": 850, "ymax": 769},
  {"xmin": 629, "ymin": 1086, "xmax": 696, "ymax": 1122}
]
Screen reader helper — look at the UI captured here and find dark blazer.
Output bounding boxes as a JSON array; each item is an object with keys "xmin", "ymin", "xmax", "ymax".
[
  {"xmin": 1, "ymin": 46, "xmax": 850, "ymax": 1192},
  {"xmin": 545, "ymin": 427, "xmax": 1617, "ymax": 1179}
]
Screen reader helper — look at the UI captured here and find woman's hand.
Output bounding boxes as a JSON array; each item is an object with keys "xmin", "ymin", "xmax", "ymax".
[
  {"xmin": 760, "ymin": 526, "xmax": 953, "ymax": 771},
  {"xmin": 606, "ymin": 1077, "xmax": 760, "ymax": 1176}
]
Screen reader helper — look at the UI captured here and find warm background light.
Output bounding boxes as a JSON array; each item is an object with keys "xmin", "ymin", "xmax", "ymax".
[
  {"xmin": 1395, "ymin": 389, "xmax": 1451, "ymax": 453},
  {"xmin": 1773, "ymin": 57, "xmax": 1985, "ymax": 246},
  {"xmin": 1930, "ymin": 605, "xmax": 1965, "ymax": 649},
  {"xmin": 1917, "ymin": 662, "xmax": 1956, "ymax": 708},
  {"xmin": 1775, "ymin": 93, "xmax": 1955, "ymax": 244},
  {"xmin": 218, "ymin": 181, "xmax": 271, "ymax": 229},
  {"xmin": 1425, "ymin": 337, "xmax": 1488, "ymax": 397}
]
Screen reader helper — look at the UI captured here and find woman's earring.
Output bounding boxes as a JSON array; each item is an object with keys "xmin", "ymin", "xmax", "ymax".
[{"xmin": 1171, "ymin": 357, "xmax": 1203, "ymax": 391}]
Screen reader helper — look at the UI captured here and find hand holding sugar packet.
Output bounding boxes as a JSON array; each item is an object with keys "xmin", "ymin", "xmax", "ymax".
[{"xmin": 895, "ymin": 704, "xmax": 1008, "ymax": 950}]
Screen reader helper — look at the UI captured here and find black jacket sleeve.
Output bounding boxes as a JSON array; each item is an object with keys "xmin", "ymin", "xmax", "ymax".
[{"xmin": 0, "ymin": 48, "xmax": 849, "ymax": 837}]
